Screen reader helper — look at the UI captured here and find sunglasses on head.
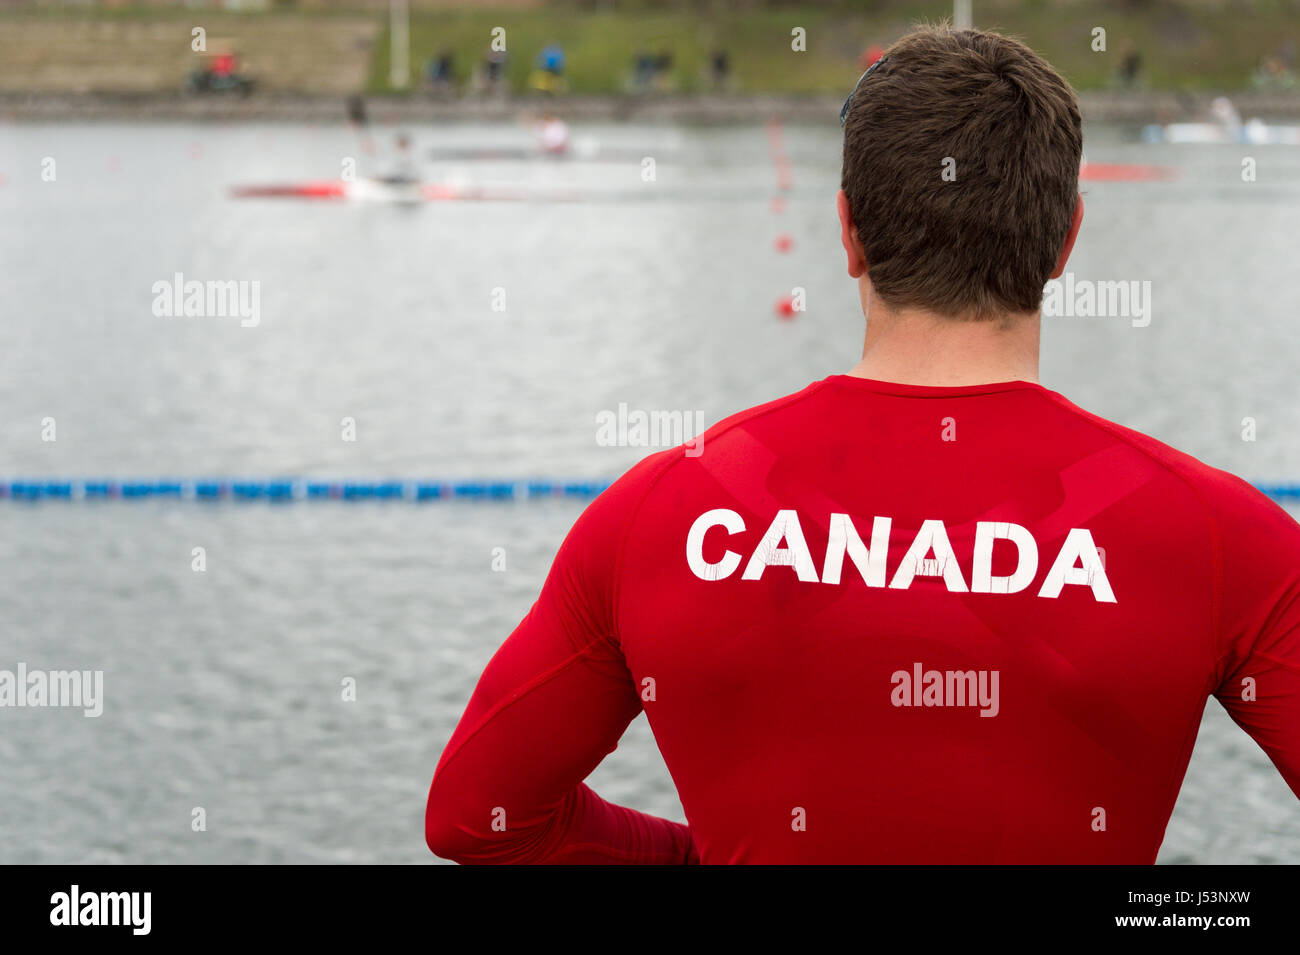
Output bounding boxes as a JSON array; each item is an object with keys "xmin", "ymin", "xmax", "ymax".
[{"xmin": 840, "ymin": 54, "xmax": 891, "ymax": 127}]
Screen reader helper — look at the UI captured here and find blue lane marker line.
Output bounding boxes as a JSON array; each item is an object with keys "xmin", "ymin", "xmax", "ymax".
[
  {"xmin": 1255, "ymin": 484, "xmax": 1300, "ymax": 501},
  {"xmin": 0, "ymin": 480, "xmax": 1297, "ymax": 503},
  {"xmin": 0, "ymin": 479, "xmax": 617, "ymax": 502}
]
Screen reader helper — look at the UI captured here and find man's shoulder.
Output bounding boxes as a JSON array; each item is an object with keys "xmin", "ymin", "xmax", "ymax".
[
  {"xmin": 597, "ymin": 379, "xmax": 1295, "ymax": 537},
  {"xmin": 1040, "ymin": 388, "xmax": 1296, "ymax": 531},
  {"xmin": 608, "ymin": 381, "xmax": 830, "ymax": 487},
  {"xmin": 583, "ymin": 382, "xmax": 829, "ymax": 531},
  {"xmin": 695, "ymin": 380, "xmax": 833, "ymax": 446}
]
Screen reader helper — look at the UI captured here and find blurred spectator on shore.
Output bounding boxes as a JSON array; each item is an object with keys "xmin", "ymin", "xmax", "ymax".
[
  {"xmin": 1116, "ymin": 39, "xmax": 1143, "ymax": 89},
  {"xmin": 424, "ymin": 50, "xmax": 455, "ymax": 95},
  {"xmin": 630, "ymin": 46, "xmax": 675, "ymax": 93},
  {"xmin": 540, "ymin": 44, "xmax": 566, "ymax": 75},
  {"xmin": 710, "ymin": 49, "xmax": 731, "ymax": 90},
  {"xmin": 633, "ymin": 49, "xmax": 656, "ymax": 91},
  {"xmin": 472, "ymin": 46, "xmax": 508, "ymax": 95},
  {"xmin": 653, "ymin": 48, "xmax": 675, "ymax": 90},
  {"xmin": 188, "ymin": 46, "xmax": 254, "ymax": 96},
  {"xmin": 529, "ymin": 44, "xmax": 568, "ymax": 94},
  {"xmin": 213, "ymin": 50, "xmax": 235, "ymax": 79},
  {"xmin": 1252, "ymin": 54, "xmax": 1297, "ymax": 91}
]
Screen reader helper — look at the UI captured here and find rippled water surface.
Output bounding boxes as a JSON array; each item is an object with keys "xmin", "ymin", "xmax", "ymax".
[{"xmin": 0, "ymin": 121, "xmax": 1297, "ymax": 863}]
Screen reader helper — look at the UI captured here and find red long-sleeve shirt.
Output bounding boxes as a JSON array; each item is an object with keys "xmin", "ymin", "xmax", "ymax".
[{"xmin": 425, "ymin": 375, "xmax": 1300, "ymax": 864}]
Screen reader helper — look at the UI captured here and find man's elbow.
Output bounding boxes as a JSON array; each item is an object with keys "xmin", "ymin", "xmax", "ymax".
[
  {"xmin": 426, "ymin": 776, "xmax": 559, "ymax": 864},
  {"xmin": 425, "ymin": 778, "xmax": 527, "ymax": 864},
  {"xmin": 425, "ymin": 781, "xmax": 482, "ymax": 863}
]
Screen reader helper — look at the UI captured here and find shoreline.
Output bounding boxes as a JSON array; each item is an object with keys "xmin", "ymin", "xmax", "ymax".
[{"xmin": 6, "ymin": 90, "xmax": 1300, "ymax": 125}]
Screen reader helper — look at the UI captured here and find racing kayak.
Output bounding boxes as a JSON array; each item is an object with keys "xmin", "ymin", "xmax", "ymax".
[
  {"xmin": 426, "ymin": 139, "xmax": 677, "ymax": 163},
  {"xmin": 230, "ymin": 162, "xmax": 1174, "ymax": 204},
  {"xmin": 229, "ymin": 178, "xmax": 579, "ymax": 202},
  {"xmin": 1141, "ymin": 97, "xmax": 1300, "ymax": 146},
  {"xmin": 1140, "ymin": 121, "xmax": 1300, "ymax": 145},
  {"xmin": 1079, "ymin": 161, "xmax": 1175, "ymax": 182}
]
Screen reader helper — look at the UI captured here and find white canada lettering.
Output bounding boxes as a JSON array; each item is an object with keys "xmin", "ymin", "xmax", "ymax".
[{"xmin": 684, "ymin": 510, "xmax": 1116, "ymax": 603}]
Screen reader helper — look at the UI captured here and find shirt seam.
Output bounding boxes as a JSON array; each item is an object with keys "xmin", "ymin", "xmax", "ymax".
[
  {"xmin": 823, "ymin": 375, "xmax": 1047, "ymax": 398},
  {"xmin": 548, "ymin": 839, "xmax": 683, "ymax": 864},
  {"xmin": 1250, "ymin": 648, "xmax": 1300, "ymax": 677},
  {"xmin": 1031, "ymin": 389, "xmax": 1225, "ymax": 675},
  {"xmin": 433, "ymin": 640, "xmax": 621, "ymax": 785},
  {"xmin": 609, "ymin": 380, "xmax": 834, "ymax": 646}
]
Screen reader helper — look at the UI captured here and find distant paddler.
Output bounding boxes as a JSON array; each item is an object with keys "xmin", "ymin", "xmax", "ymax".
[{"xmin": 380, "ymin": 131, "xmax": 420, "ymax": 185}]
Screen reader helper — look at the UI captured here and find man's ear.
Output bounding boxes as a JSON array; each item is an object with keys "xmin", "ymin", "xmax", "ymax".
[
  {"xmin": 837, "ymin": 190, "xmax": 867, "ymax": 279},
  {"xmin": 1050, "ymin": 194, "xmax": 1084, "ymax": 280}
]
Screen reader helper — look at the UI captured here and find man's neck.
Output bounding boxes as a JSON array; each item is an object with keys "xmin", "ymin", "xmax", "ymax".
[{"xmin": 846, "ymin": 301, "xmax": 1041, "ymax": 387}]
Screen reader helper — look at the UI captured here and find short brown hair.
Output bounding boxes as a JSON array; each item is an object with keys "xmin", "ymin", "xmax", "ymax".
[{"xmin": 841, "ymin": 26, "xmax": 1082, "ymax": 319}]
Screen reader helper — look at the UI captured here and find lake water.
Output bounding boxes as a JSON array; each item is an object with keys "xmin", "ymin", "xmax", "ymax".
[{"xmin": 0, "ymin": 120, "xmax": 1297, "ymax": 863}]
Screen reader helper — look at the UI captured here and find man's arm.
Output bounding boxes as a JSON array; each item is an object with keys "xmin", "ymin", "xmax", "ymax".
[
  {"xmin": 1211, "ymin": 479, "xmax": 1300, "ymax": 798},
  {"xmin": 425, "ymin": 451, "xmax": 695, "ymax": 864}
]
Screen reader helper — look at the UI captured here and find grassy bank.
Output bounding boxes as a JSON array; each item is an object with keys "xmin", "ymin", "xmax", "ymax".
[
  {"xmin": 369, "ymin": 1, "xmax": 1299, "ymax": 94},
  {"xmin": 0, "ymin": 2, "xmax": 1296, "ymax": 96}
]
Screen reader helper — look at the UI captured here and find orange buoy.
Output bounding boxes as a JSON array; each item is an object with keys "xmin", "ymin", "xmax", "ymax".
[{"xmin": 774, "ymin": 234, "xmax": 793, "ymax": 253}]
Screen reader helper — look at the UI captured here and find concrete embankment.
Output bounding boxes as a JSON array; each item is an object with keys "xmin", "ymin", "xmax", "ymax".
[{"xmin": 6, "ymin": 90, "xmax": 1300, "ymax": 125}]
